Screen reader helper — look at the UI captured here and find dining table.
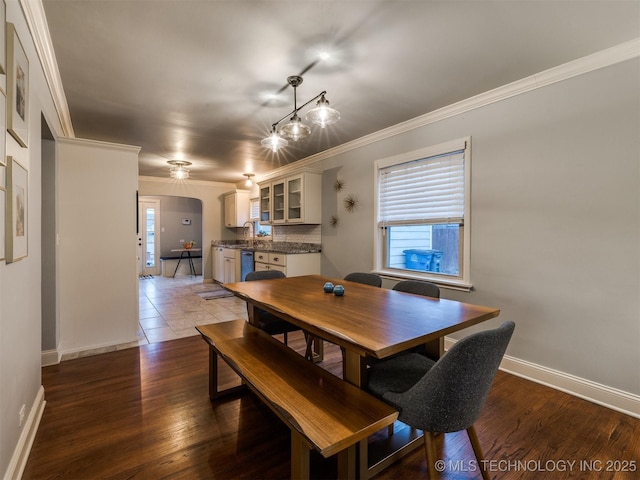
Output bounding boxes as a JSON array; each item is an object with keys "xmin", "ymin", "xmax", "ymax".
[
  {"xmin": 222, "ymin": 274, "xmax": 501, "ymax": 478},
  {"xmin": 222, "ymin": 274, "xmax": 500, "ymax": 388}
]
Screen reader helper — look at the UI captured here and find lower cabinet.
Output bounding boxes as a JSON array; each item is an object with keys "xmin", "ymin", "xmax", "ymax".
[
  {"xmin": 254, "ymin": 252, "xmax": 320, "ymax": 277},
  {"xmin": 222, "ymin": 248, "xmax": 241, "ymax": 283},
  {"xmin": 212, "ymin": 246, "xmax": 225, "ymax": 283}
]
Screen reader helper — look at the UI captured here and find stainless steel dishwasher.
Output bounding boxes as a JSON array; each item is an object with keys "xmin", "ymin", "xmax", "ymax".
[{"xmin": 240, "ymin": 250, "xmax": 254, "ymax": 281}]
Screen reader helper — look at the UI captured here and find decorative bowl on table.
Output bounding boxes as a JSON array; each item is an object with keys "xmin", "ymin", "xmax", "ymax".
[{"xmin": 183, "ymin": 242, "xmax": 195, "ymax": 249}]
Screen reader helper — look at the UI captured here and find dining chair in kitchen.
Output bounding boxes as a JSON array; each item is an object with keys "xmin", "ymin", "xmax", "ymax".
[
  {"xmin": 344, "ymin": 272, "xmax": 382, "ymax": 287},
  {"xmin": 366, "ymin": 321, "xmax": 515, "ymax": 480},
  {"xmin": 392, "ymin": 279, "xmax": 440, "ymax": 298},
  {"xmin": 245, "ymin": 270, "xmax": 301, "ymax": 346}
]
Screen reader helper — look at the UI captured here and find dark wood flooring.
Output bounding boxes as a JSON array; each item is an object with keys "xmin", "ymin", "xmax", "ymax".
[{"xmin": 22, "ymin": 331, "xmax": 639, "ymax": 479}]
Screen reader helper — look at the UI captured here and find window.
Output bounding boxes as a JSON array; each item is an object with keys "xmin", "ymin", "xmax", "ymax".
[
  {"xmin": 375, "ymin": 138, "xmax": 471, "ymax": 289},
  {"xmin": 250, "ymin": 198, "xmax": 272, "ymax": 237}
]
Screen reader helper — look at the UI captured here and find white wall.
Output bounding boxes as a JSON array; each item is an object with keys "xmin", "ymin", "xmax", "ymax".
[
  {"xmin": 316, "ymin": 58, "xmax": 640, "ymax": 410},
  {"xmin": 0, "ymin": 1, "xmax": 65, "ymax": 478},
  {"xmin": 57, "ymin": 138, "xmax": 140, "ymax": 356},
  {"xmin": 137, "ymin": 176, "xmax": 240, "ymax": 281}
]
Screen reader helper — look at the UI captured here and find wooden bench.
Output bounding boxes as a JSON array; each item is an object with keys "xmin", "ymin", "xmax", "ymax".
[{"xmin": 196, "ymin": 320, "xmax": 398, "ymax": 480}]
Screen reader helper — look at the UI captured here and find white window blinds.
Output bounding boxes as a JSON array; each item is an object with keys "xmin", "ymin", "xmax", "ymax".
[
  {"xmin": 378, "ymin": 149, "xmax": 465, "ymax": 226},
  {"xmin": 250, "ymin": 198, "xmax": 260, "ymax": 221}
]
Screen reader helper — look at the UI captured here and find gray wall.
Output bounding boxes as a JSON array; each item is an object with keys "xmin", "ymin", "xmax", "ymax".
[
  {"xmin": 143, "ymin": 196, "xmax": 203, "ymax": 257},
  {"xmin": 318, "ymin": 59, "xmax": 639, "ymax": 396}
]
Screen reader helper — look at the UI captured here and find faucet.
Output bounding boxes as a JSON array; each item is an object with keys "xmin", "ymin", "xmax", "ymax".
[{"xmin": 242, "ymin": 221, "xmax": 255, "ymax": 247}]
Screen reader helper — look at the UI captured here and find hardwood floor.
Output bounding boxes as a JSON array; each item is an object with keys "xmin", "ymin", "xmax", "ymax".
[{"xmin": 23, "ymin": 332, "xmax": 639, "ymax": 479}]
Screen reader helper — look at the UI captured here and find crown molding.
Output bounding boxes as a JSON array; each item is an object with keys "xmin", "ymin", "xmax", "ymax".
[
  {"xmin": 279, "ymin": 38, "xmax": 640, "ymax": 176},
  {"xmin": 20, "ymin": 0, "xmax": 74, "ymax": 137},
  {"xmin": 58, "ymin": 136, "xmax": 141, "ymax": 154},
  {"xmin": 138, "ymin": 175, "xmax": 234, "ymax": 188}
]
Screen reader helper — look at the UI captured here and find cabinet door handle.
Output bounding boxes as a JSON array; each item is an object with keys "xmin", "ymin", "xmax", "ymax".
[{"xmin": 273, "ymin": 257, "xmax": 279, "ymax": 262}]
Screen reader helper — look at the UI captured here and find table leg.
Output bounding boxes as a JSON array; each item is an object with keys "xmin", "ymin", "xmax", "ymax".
[
  {"xmin": 291, "ymin": 431, "xmax": 311, "ymax": 480},
  {"xmin": 246, "ymin": 304, "xmax": 258, "ymax": 327},
  {"xmin": 337, "ymin": 445, "xmax": 356, "ymax": 480},
  {"xmin": 173, "ymin": 251, "xmax": 185, "ymax": 278},
  {"xmin": 343, "ymin": 350, "xmax": 364, "ymax": 387},
  {"xmin": 424, "ymin": 337, "xmax": 444, "ymax": 360},
  {"xmin": 187, "ymin": 252, "xmax": 196, "ymax": 276}
]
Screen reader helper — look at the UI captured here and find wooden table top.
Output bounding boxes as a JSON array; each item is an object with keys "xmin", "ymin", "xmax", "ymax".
[{"xmin": 223, "ymin": 274, "xmax": 500, "ymax": 359}]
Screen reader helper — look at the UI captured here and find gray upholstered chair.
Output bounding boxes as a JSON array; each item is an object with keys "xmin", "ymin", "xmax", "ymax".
[
  {"xmin": 366, "ymin": 321, "xmax": 515, "ymax": 480},
  {"xmin": 245, "ymin": 270, "xmax": 301, "ymax": 345},
  {"xmin": 392, "ymin": 280, "xmax": 440, "ymax": 298},
  {"xmin": 344, "ymin": 272, "xmax": 382, "ymax": 287}
]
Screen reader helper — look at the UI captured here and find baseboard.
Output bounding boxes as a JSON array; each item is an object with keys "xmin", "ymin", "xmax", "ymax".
[
  {"xmin": 3, "ymin": 386, "xmax": 46, "ymax": 480},
  {"xmin": 60, "ymin": 337, "xmax": 139, "ymax": 361},
  {"xmin": 444, "ymin": 338, "xmax": 640, "ymax": 419},
  {"xmin": 41, "ymin": 348, "xmax": 61, "ymax": 366}
]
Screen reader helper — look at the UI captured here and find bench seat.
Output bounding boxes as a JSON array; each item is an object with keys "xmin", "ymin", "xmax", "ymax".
[{"xmin": 197, "ymin": 320, "xmax": 398, "ymax": 479}]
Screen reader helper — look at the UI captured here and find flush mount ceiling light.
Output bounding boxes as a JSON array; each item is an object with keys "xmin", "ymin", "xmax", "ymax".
[
  {"xmin": 260, "ymin": 75, "xmax": 340, "ymax": 153},
  {"xmin": 243, "ymin": 173, "xmax": 255, "ymax": 187},
  {"xmin": 167, "ymin": 160, "xmax": 191, "ymax": 180}
]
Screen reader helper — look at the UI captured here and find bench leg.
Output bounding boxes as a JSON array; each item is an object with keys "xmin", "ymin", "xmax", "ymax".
[
  {"xmin": 291, "ymin": 431, "xmax": 311, "ymax": 480},
  {"xmin": 208, "ymin": 345, "xmax": 221, "ymax": 400},
  {"xmin": 207, "ymin": 344, "xmax": 245, "ymax": 400}
]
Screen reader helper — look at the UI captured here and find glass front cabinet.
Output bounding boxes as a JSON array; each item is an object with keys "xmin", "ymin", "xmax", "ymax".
[
  {"xmin": 258, "ymin": 171, "xmax": 321, "ymax": 225},
  {"xmin": 259, "ymin": 184, "xmax": 271, "ymax": 223}
]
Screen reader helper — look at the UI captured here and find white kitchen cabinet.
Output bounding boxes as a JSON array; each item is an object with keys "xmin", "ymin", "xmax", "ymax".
[
  {"xmin": 253, "ymin": 252, "xmax": 320, "ymax": 277},
  {"xmin": 258, "ymin": 171, "xmax": 321, "ymax": 225},
  {"xmin": 222, "ymin": 248, "xmax": 241, "ymax": 283},
  {"xmin": 224, "ymin": 190, "xmax": 250, "ymax": 227},
  {"xmin": 271, "ymin": 180, "xmax": 286, "ymax": 224},
  {"xmin": 212, "ymin": 246, "xmax": 225, "ymax": 282},
  {"xmin": 259, "ymin": 184, "xmax": 271, "ymax": 223}
]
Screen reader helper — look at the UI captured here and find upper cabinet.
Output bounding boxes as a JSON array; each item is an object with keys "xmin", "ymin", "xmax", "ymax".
[
  {"xmin": 258, "ymin": 171, "xmax": 321, "ymax": 225},
  {"xmin": 224, "ymin": 190, "xmax": 250, "ymax": 227},
  {"xmin": 259, "ymin": 184, "xmax": 271, "ymax": 223}
]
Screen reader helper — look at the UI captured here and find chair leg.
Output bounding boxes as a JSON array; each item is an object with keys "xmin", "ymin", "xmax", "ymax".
[
  {"xmin": 304, "ymin": 334, "xmax": 314, "ymax": 361},
  {"xmin": 424, "ymin": 431, "xmax": 439, "ymax": 479},
  {"xmin": 467, "ymin": 425, "xmax": 490, "ymax": 480}
]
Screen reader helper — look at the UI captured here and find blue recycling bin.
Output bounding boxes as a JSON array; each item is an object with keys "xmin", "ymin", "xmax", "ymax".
[{"xmin": 403, "ymin": 249, "xmax": 443, "ymax": 272}]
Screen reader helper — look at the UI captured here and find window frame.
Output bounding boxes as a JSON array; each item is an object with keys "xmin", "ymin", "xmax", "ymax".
[{"xmin": 373, "ymin": 137, "xmax": 472, "ymax": 291}]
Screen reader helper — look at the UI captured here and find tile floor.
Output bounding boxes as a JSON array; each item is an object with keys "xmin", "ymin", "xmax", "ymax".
[{"xmin": 138, "ymin": 275, "xmax": 248, "ymax": 345}]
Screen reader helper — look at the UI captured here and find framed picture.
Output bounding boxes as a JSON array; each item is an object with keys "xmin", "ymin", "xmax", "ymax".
[
  {"xmin": 6, "ymin": 23, "xmax": 28, "ymax": 148},
  {"xmin": 0, "ymin": 187, "xmax": 5, "ymax": 261},
  {"xmin": 5, "ymin": 156, "xmax": 27, "ymax": 262},
  {"xmin": 0, "ymin": 1, "xmax": 6, "ymax": 75},
  {"xmin": 0, "ymin": 90, "xmax": 6, "ymax": 166}
]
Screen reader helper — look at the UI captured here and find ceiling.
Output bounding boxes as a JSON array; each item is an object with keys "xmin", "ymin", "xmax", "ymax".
[{"xmin": 41, "ymin": 1, "xmax": 639, "ymax": 184}]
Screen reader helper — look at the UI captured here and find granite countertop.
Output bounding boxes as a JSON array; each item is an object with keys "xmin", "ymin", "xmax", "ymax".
[{"xmin": 211, "ymin": 240, "xmax": 321, "ymax": 254}]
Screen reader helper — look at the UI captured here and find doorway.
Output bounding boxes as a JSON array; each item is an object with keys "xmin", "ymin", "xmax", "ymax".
[{"xmin": 138, "ymin": 198, "xmax": 160, "ymax": 276}]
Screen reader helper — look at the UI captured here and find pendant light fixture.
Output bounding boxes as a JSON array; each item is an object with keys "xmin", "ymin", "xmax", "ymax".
[
  {"xmin": 167, "ymin": 160, "xmax": 191, "ymax": 179},
  {"xmin": 243, "ymin": 173, "xmax": 255, "ymax": 187},
  {"xmin": 261, "ymin": 75, "xmax": 340, "ymax": 153}
]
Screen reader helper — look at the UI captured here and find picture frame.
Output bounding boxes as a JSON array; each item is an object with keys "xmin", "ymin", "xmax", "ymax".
[
  {"xmin": 5, "ymin": 156, "xmax": 27, "ymax": 262},
  {"xmin": 6, "ymin": 23, "xmax": 29, "ymax": 148},
  {"xmin": 0, "ymin": 1, "xmax": 6, "ymax": 75},
  {"xmin": 0, "ymin": 90, "xmax": 6, "ymax": 167},
  {"xmin": 0, "ymin": 187, "xmax": 5, "ymax": 261}
]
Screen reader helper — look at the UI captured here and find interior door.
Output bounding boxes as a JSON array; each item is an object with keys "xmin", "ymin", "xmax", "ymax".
[{"xmin": 138, "ymin": 199, "xmax": 160, "ymax": 276}]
